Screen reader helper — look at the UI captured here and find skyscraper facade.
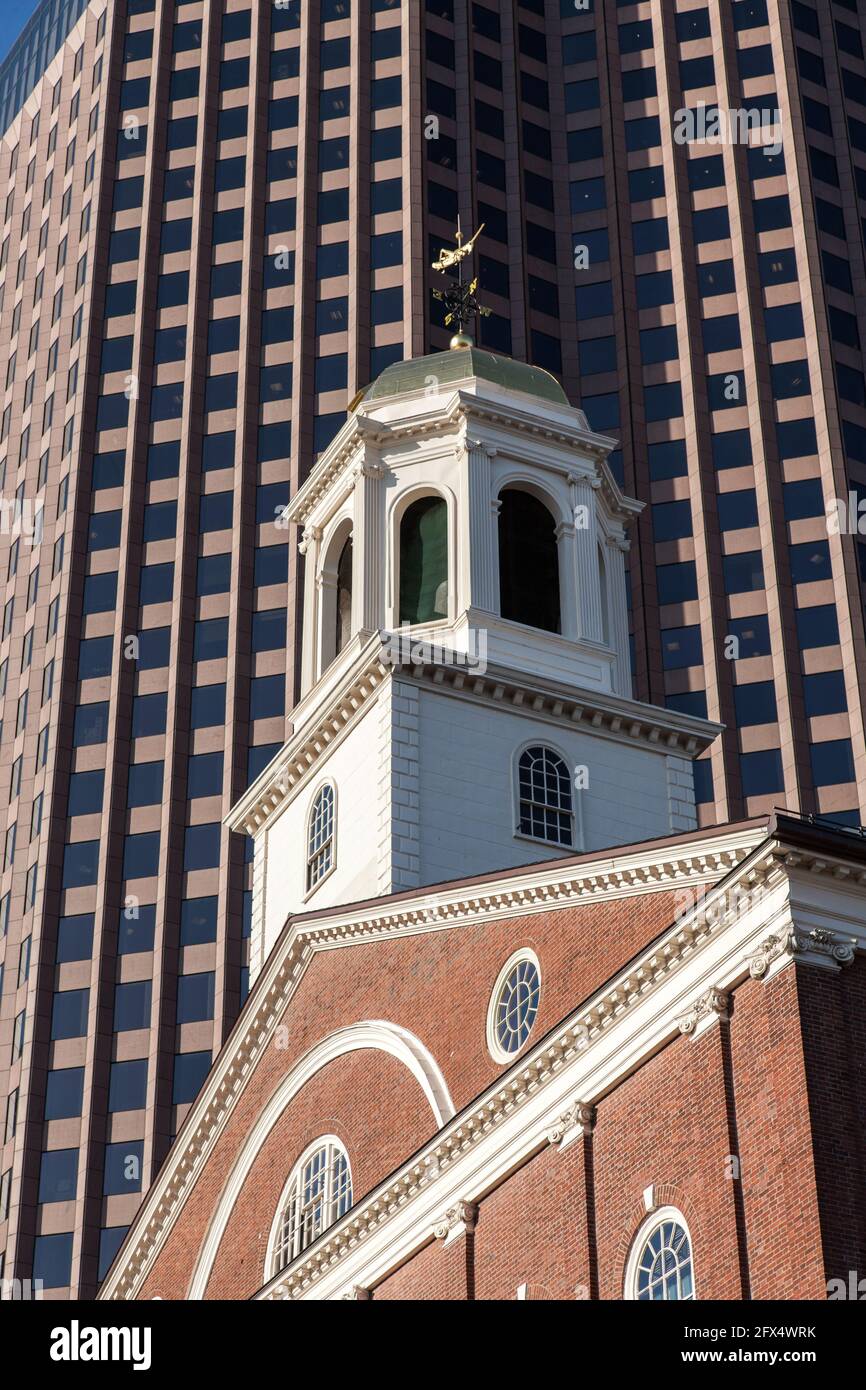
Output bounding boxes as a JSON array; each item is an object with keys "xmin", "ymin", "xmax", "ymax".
[{"xmin": 0, "ymin": 0, "xmax": 864, "ymax": 1300}]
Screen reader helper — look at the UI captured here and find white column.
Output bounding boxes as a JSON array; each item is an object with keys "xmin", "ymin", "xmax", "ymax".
[
  {"xmin": 466, "ymin": 440, "xmax": 498, "ymax": 612},
  {"xmin": 607, "ymin": 535, "xmax": 633, "ymax": 696},
  {"xmin": 298, "ymin": 524, "xmax": 322, "ymax": 695},
  {"xmin": 351, "ymin": 456, "xmax": 386, "ymax": 633},
  {"xmin": 555, "ymin": 520, "xmax": 579, "ymax": 640},
  {"xmin": 570, "ymin": 473, "xmax": 604, "ymax": 643}
]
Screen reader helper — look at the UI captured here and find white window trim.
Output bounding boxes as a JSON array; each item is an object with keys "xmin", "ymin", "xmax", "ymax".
[
  {"xmin": 266, "ymin": 1135, "xmax": 352, "ymax": 1280},
  {"xmin": 624, "ymin": 1205, "xmax": 696, "ymax": 1301},
  {"xmin": 486, "ymin": 947, "xmax": 542, "ymax": 1064},
  {"xmin": 304, "ymin": 779, "xmax": 337, "ymax": 899},
  {"xmin": 512, "ymin": 740, "xmax": 580, "ymax": 852}
]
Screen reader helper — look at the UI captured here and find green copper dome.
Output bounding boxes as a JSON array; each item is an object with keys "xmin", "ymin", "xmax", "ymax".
[{"xmin": 359, "ymin": 347, "xmax": 569, "ymax": 407}]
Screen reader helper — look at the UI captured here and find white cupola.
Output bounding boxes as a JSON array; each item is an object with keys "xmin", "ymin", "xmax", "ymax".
[
  {"xmin": 228, "ymin": 347, "xmax": 721, "ymax": 982},
  {"xmin": 295, "ymin": 345, "xmax": 638, "ymax": 703}
]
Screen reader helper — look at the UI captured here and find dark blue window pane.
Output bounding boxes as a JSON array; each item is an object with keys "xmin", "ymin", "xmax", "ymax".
[
  {"xmin": 251, "ymin": 610, "xmax": 286, "ymax": 651},
  {"xmin": 661, "ymin": 625, "xmax": 702, "ymax": 669},
  {"xmin": 147, "ymin": 441, "xmax": 181, "ymax": 480},
  {"xmin": 98, "ymin": 1226, "xmax": 130, "ymax": 1280},
  {"xmin": 104, "ymin": 1139, "xmax": 145, "ymax": 1195},
  {"xmin": 131, "ymin": 692, "xmax": 167, "ymax": 737},
  {"xmin": 191, "ymin": 684, "xmax": 226, "ymax": 728},
  {"xmin": 118, "ymin": 903, "xmax": 157, "ymax": 956},
  {"xmin": 248, "ymin": 743, "xmax": 281, "ymax": 783},
  {"xmin": 254, "ymin": 546, "xmax": 289, "ymax": 587},
  {"xmin": 127, "ymin": 762, "xmax": 164, "ymax": 808},
  {"xmin": 789, "ymin": 540, "xmax": 831, "ymax": 584},
  {"xmin": 783, "ymin": 479, "xmax": 824, "ymax": 521},
  {"xmin": 810, "ymin": 739, "xmax": 855, "ymax": 787},
  {"xmin": 92, "ymin": 451, "xmax": 126, "ymax": 490},
  {"xmin": 79, "ymin": 636, "xmax": 114, "ymax": 680},
  {"xmin": 187, "ymin": 752, "xmax": 224, "ymax": 798},
  {"xmin": 62, "ymin": 842, "xmax": 99, "ymax": 889},
  {"xmin": 712, "ymin": 429, "xmax": 753, "ymax": 471},
  {"xmin": 740, "ymin": 749, "xmax": 784, "ymax": 796},
  {"xmin": 199, "ymin": 491, "xmax": 234, "ymax": 532},
  {"xmin": 123, "ymin": 831, "xmax": 161, "ymax": 879},
  {"xmin": 728, "ymin": 614, "xmax": 771, "ymax": 658},
  {"xmin": 180, "ymin": 897, "xmax": 218, "ymax": 946},
  {"xmin": 802, "ymin": 671, "xmax": 847, "ymax": 718},
  {"xmin": 717, "ymin": 489, "xmax": 759, "ymax": 530},
  {"xmin": 796, "ymin": 605, "xmax": 839, "ymax": 649},
  {"xmin": 51, "ymin": 989, "xmax": 89, "ymax": 1040},
  {"xmin": 56, "ymin": 914, "xmax": 94, "ymax": 963},
  {"xmin": 83, "ymin": 572, "xmax": 118, "ymax": 614},
  {"xmin": 193, "ymin": 618, "xmax": 229, "ymax": 662},
  {"xmin": 114, "ymin": 980, "xmax": 152, "ymax": 1032},
  {"xmin": 173, "ymin": 1051, "xmax": 212, "ymax": 1104},
  {"xmin": 73, "ymin": 702, "xmax": 109, "ymax": 745},
  {"xmin": 45, "ymin": 1068, "xmax": 85, "ymax": 1121},
  {"xmin": 143, "ymin": 501, "xmax": 177, "ymax": 541},
  {"xmin": 38, "ymin": 1149, "xmax": 79, "ymax": 1204},
  {"xmin": 108, "ymin": 1059, "xmax": 148, "ymax": 1112},
  {"xmin": 183, "ymin": 824, "xmax": 221, "ymax": 871},
  {"xmin": 138, "ymin": 628, "xmax": 171, "ymax": 669},
  {"xmin": 202, "ymin": 431, "xmax": 236, "ymax": 471},
  {"xmin": 733, "ymin": 681, "xmax": 778, "ymax": 726},
  {"xmin": 197, "ymin": 553, "xmax": 232, "ymax": 596},
  {"xmin": 33, "ymin": 1233, "xmax": 73, "ymax": 1289},
  {"xmin": 250, "ymin": 674, "xmax": 285, "ymax": 719},
  {"xmin": 68, "ymin": 770, "xmax": 104, "ymax": 816},
  {"xmin": 723, "ymin": 550, "xmax": 764, "ymax": 593},
  {"xmin": 140, "ymin": 562, "xmax": 174, "ymax": 605},
  {"xmin": 177, "ymin": 971, "xmax": 215, "ymax": 1024}
]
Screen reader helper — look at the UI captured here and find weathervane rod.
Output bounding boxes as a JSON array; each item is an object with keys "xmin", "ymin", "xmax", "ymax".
[{"xmin": 430, "ymin": 220, "xmax": 490, "ymax": 349}]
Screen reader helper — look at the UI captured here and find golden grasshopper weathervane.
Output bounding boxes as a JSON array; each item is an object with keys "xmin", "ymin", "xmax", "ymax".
[{"xmin": 431, "ymin": 219, "xmax": 491, "ymax": 349}]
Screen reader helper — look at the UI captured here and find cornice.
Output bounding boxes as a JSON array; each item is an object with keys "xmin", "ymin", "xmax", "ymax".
[
  {"xmin": 286, "ymin": 389, "xmax": 628, "ymax": 528},
  {"xmin": 226, "ymin": 635, "xmax": 722, "ymax": 838},
  {"xmin": 225, "ymin": 640, "xmax": 390, "ymax": 835}
]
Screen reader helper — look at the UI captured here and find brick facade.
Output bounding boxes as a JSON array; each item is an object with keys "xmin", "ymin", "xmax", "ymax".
[{"xmin": 107, "ymin": 832, "xmax": 866, "ymax": 1301}]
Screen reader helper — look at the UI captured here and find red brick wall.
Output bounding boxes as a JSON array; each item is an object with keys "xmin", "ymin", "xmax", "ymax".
[
  {"xmin": 375, "ymin": 1235, "xmax": 470, "ymax": 1300},
  {"xmin": 473, "ymin": 1140, "xmax": 591, "ymax": 1300},
  {"xmin": 136, "ymin": 890, "xmax": 679, "ymax": 1296},
  {"xmin": 728, "ymin": 967, "xmax": 827, "ymax": 1299},
  {"xmin": 592, "ymin": 1023, "xmax": 744, "ymax": 1300},
  {"xmin": 796, "ymin": 956, "xmax": 866, "ymax": 1287}
]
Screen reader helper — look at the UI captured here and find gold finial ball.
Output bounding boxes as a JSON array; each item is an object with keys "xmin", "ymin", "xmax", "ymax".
[{"xmin": 449, "ymin": 331, "xmax": 474, "ymax": 350}]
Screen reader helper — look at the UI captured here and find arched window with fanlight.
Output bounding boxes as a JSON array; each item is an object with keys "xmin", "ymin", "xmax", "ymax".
[
  {"xmin": 516, "ymin": 745, "xmax": 574, "ymax": 847},
  {"xmin": 306, "ymin": 782, "xmax": 335, "ymax": 892},
  {"xmin": 498, "ymin": 488, "xmax": 561, "ymax": 633},
  {"xmin": 268, "ymin": 1138, "xmax": 353, "ymax": 1276},
  {"xmin": 399, "ymin": 494, "xmax": 449, "ymax": 625},
  {"xmin": 625, "ymin": 1208, "xmax": 695, "ymax": 1301}
]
